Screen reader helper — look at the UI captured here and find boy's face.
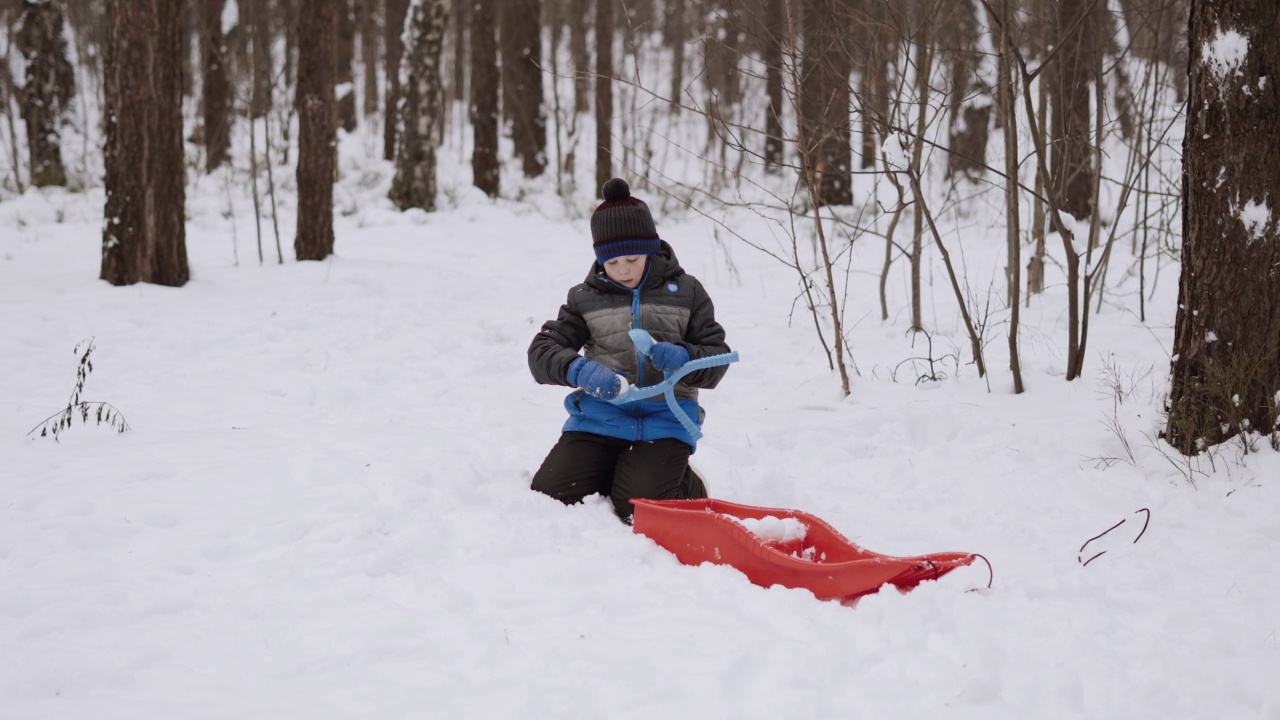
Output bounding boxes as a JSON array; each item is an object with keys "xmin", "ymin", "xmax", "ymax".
[{"xmin": 603, "ymin": 255, "xmax": 647, "ymax": 288}]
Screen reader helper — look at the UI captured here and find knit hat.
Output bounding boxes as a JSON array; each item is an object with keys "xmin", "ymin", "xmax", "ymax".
[{"xmin": 590, "ymin": 178, "xmax": 661, "ymax": 263}]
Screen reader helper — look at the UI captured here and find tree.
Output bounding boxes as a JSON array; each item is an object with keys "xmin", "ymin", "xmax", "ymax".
[
  {"xmin": 571, "ymin": 0, "xmax": 590, "ymax": 114},
  {"xmin": 360, "ymin": 0, "xmax": 379, "ymax": 119},
  {"xmin": 295, "ymin": 0, "xmax": 336, "ymax": 261},
  {"xmin": 594, "ymin": 0, "xmax": 613, "ymax": 193},
  {"xmin": 335, "ymin": 0, "xmax": 357, "ymax": 133},
  {"xmin": 1048, "ymin": 0, "xmax": 1101, "ymax": 220},
  {"xmin": 941, "ymin": 1, "xmax": 989, "ymax": 179},
  {"xmin": 850, "ymin": 0, "xmax": 894, "ymax": 172},
  {"xmin": 503, "ymin": 0, "xmax": 546, "ymax": 178},
  {"xmin": 248, "ymin": 0, "xmax": 272, "ymax": 119},
  {"xmin": 17, "ymin": 0, "xmax": 74, "ymax": 188},
  {"xmin": 383, "ymin": 0, "xmax": 410, "ymax": 160},
  {"xmin": 390, "ymin": 0, "xmax": 449, "ymax": 211},
  {"xmin": 993, "ymin": 0, "xmax": 1024, "ymax": 393},
  {"xmin": 703, "ymin": 0, "xmax": 744, "ymax": 172},
  {"xmin": 798, "ymin": 0, "xmax": 851, "ymax": 205},
  {"xmin": 1166, "ymin": 0, "xmax": 1280, "ymax": 453},
  {"xmin": 451, "ymin": 0, "xmax": 468, "ymax": 106},
  {"xmin": 100, "ymin": 0, "xmax": 189, "ymax": 287},
  {"xmin": 762, "ymin": 0, "xmax": 785, "ymax": 170},
  {"xmin": 202, "ymin": 0, "xmax": 230, "ymax": 171},
  {"xmin": 470, "ymin": 0, "xmax": 499, "ymax": 196}
]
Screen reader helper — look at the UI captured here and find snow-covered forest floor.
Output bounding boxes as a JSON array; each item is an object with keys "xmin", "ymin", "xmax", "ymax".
[{"xmin": 3, "ymin": 77, "xmax": 1280, "ymax": 716}]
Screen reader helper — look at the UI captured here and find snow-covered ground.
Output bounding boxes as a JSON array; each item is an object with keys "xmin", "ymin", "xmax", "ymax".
[{"xmin": 2, "ymin": 127, "xmax": 1278, "ymax": 719}]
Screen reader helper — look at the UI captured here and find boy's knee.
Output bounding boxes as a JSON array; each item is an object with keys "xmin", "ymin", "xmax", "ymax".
[{"xmin": 532, "ymin": 470, "xmax": 602, "ymax": 507}]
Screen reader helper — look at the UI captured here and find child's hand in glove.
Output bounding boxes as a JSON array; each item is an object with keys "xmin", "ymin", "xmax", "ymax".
[
  {"xmin": 568, "ymin": 358, "xmax": 627, "ymax": 400},
  {"xmin": 649, "ymin": 342, "xmax": 691, "ymax": 371}
]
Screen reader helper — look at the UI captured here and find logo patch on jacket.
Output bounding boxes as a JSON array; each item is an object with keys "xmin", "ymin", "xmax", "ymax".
[{"xmin": 667, "ymin": 282, "xmax": 678, "ymax": 293}]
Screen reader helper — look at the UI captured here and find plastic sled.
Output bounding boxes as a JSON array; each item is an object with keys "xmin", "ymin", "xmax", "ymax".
[{"xmin": 631, "ymin": 498, "xmax": 979, "ymax": 603}]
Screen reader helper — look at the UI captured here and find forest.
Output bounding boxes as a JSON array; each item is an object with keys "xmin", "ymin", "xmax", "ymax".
[
  {"xmin": 3, "ymin": 2, "xmax": 1280, "ymax": 716},
  {"xmin": 1, "ymin": 0, "xmax": 1277, "ymax": 451}
]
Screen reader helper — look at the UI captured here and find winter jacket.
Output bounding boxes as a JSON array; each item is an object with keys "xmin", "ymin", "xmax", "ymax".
[{"xmin": 528, "ymin": 242, "xmax": 730, "ymax": 449}]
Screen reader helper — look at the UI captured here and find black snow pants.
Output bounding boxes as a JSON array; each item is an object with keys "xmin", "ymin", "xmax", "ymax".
[{"xmin": 531, "ymin": 431, "xmax": 707, "ymax": 522}]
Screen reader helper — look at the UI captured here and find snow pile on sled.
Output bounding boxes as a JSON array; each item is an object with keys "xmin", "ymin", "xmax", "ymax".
[{"xmin": 631, "ymin": 498, "xmax": 978, "ymax": 603}]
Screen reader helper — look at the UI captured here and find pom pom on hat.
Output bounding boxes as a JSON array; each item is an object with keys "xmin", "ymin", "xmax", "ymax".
[
  {"xmin": 602, "ymin": 177, "xmax": 632, "ymax": 202},
  {"xmin": 591, "ymin": 178, "xmax": 661, "ymax": 263}
]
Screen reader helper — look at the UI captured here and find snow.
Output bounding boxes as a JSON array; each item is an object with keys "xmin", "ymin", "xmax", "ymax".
[
  {"xmin": 1238, "ymin": 198, "xmax": 1272, "ymax": 242},
  {"xmin": 221, "ymin": 0, "xmax": 239, "ymax": 37},
  {"xmin": 879, "ymin": 133, "xmax": 912, "ymax": 171},
  {"xmin": 1203, "ymin": 28, "xmax": 1250, "ymax": 84},
  {"xmin": 2, "ymin": 128, "xmax": 1280, "ymax": 719},
  {"xmin": 730, "ymin": 515, "xmax": 808, "ymax": 544}
]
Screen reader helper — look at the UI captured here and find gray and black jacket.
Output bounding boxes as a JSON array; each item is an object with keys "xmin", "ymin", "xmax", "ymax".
[{"xmin": 528, "ymin": 242, "xmax": 730, "ymax": 447}]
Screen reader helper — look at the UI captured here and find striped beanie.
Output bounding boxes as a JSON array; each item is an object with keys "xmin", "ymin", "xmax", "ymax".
[{"xmin": 590, "ymin": 178, "xmax": 661, "ymax": 262}]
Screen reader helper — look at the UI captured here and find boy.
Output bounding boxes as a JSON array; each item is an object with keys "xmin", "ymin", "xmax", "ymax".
[{"xmin": 528, "ymin": 178, "xmax": 732, "ymax": 523}]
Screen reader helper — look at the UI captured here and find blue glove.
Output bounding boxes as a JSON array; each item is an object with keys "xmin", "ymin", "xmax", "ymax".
[
  {"xmin": 649, "ymin": 342, "xmax": 691, "ymax": 371},
  {"xmin": 568, "ymin": 357, "xmax": 624, "ymax": 400}
]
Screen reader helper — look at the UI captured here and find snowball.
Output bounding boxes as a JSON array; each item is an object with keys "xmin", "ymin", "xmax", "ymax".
[{"xmin": 731, "ymin": 515, "xmax": 808, "ymax": 543}]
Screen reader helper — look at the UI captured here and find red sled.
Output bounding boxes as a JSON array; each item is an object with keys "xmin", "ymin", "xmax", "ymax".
[{"xmin": 631, "ymin": 498, "xmax": 982, "ymax": 603}]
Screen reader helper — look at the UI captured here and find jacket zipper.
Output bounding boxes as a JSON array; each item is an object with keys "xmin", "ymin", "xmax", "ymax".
[{"xmin": 605, "ymin": 263, "xmax": 653, "ymax": 440}]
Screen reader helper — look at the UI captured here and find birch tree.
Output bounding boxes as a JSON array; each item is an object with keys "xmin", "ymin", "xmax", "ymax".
[
  {"xmin": 389, "ymin": 0, "xmax": 449, "ymax": 211},
  {"xmin": 17, "ymin": 0, "xmax": 74, "ymax": 187}
]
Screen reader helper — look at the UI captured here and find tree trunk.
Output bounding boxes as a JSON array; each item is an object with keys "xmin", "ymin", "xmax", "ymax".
[
  {"xmin": 499, "ymin": 1, "xmax": 513, "ymax": 127},
  {"xmin": 571, "ymin": 0, "xmax": 591, "ymax": 114},
  {"xmin": 335, "ymin": 0, "xmax": 357, "ymax": 132},
  {"xmin": 504, "ymin": 0, "xmax": 546, "ymax": 177},
  {"xmin": 1117, "ymin": 0, "xmax": 1189, "ymax": 100},
  {"xmin": 470, "ymin": 0, "xmax": 499, "ymax": 196},
  {"xmin": 295, "ymin": 0, "xmax": 336, "ymax": 261},
  {"xmin": 799, "ymin": 0, "xmax": 852, "ymax": 205},
  {"xmin": 997, "ymin": 0, "xmax": 1023, "ymax": 393},
  {"xmin": 390, "ymin": 0, "xmax": 449, "ymax": 211},
  {"xmin": 942, "ymin": 0, "xmax": 988, "ymax": 179},
  {"xmin": 383, "ymin": 0, "xmax": 410, "ymax": 160},
  {"xmin": 594, "ymin": 0, "xmax": 613, "ymax": 193},
  {"xmin": 249, "ymin": 0, "xmax": 273, "ymax": 119},
  {"xmin": 763, "ymin": 0, "xmax": 784, "ymax": 170},
  {"xmin": 703, "ymin": 1, "xmax": 743, "ymax": 152},
  {"xmin": 663, "ymin": 0, "xmax": 684, "ymax": 106},
  {"xmin": 1028, "ymin": 11, "xmax": 1049, "ymax": 301},
  {"xmin": 908, "ymin": 22, "xmax": 932, "ymax": 331},
  {"xmin": 17, "ymin": 0, "xmax": 74, "ymax": 188},
  {"xmin": 850, "ymin": 0, "xmax": 891, "ymax": 171},
  {"xmin": 1048, "ymin": 0, "xmax": 1099, "ymax": 220},
  {"xmin": 452, "ymin": 0, "xmax": 468, "ymax": 106},
  {"xmin": 360, "ymin": 0, "xmax": 379, "ymax": 119},
  {"xmin": 202, "ymin": 0, "xmax": 230, "ymax": 171},
  {"xmin": 1166, "ymin": 0, "xmax": 1280, "ymax": 454},
  {"xmin": 180, "ymin": 0, "xmax": 196, "ymax": 99},
  {"xmin": 62, "ymin": 0, "xmax": 107, "ymax": 86},
  {"xmin": 100, "ymin": 0, "xmax": 188, "ymax": 287},
  {"xmin": 281, "ymin": 0, "xmax": 298, "ymax": 90}
]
